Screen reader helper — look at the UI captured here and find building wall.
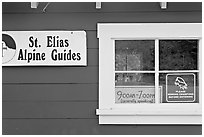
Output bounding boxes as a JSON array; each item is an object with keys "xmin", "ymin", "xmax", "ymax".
[{"xmin": 2, "ymin": 2, "xmax": 202, "ymax": 135}]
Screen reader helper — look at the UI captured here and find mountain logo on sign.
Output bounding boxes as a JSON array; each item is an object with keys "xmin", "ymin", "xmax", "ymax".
[
  {"xmin": 174, "ymin": 77, "xmax": 188, "ymax": 90},
  {"xmin": 2, "ymin": 34, "xmax": 16, "ymax": 64}
]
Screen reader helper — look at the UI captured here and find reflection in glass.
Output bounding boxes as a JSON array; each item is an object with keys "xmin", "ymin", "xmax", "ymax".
[
  {"xmin": 115, "ymin": 73, "xmax": 155, "ymax": 86},
  {"xmin": 115, "ymin": 40, "xmax": 155, "ymax": 71},
  {"xmin": 159, "ymin": 40, "xmax": 198, "ymax": 70}
]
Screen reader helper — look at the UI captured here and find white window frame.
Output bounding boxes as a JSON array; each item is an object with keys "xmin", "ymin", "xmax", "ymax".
[{"xmin": 96, "ymin": 23, "xmax": 202, "ymax": 124}]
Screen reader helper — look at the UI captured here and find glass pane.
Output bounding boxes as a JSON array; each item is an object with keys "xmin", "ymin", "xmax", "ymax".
[
  {"xmin": 115, "ymin": 73, "xmax": 155, "ymax": 104},
  {"xmin": 159, "ymin": 40, "xmax": 198, "ymax": 70},
  {"xmin": 115, "ymin": 40, "xmax": 155, "ymax": 71},
  {"xmin": 159, "ymin": 73, "xmax": 199, "ymax": 103},
  {"xmin": 115, "ymin": 73, "xmax": 154, "ymax": 86}
]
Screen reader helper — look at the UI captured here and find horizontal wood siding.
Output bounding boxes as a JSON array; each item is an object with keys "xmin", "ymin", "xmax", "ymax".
[
  {"xmin": 3, "ymin": 12, "xmax": 201, "ymax": 31},
  {"xmin": 3, "ymin": 119, "xmax": 202, "ymax": 135},
  {"xmin": 3, "ymin": 84, "xmax": 98, "ymax": 101},
  {"xmin": 3, "ymin": 102, "xmax": 97, "ymax": 118},
  {"xmin": 3, "ymin": 67, "xmax": 98, "ymax": 83},
  {"xmin": 2, "ymin": 2, "xmax": 202, "ymax": 135}
]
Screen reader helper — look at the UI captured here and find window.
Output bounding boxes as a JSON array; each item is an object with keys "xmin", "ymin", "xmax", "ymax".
[{"xmin": 96, "ymin": 23, "xmax": 201, "ymax": 124}]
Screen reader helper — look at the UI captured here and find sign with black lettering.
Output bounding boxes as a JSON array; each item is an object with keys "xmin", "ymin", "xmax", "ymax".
[
  {"xmin": 166, "ymin": 73, "xmax": 195, "ymax": 102},
  {"xmin": 115, "ymin": 86, "xmax": 161, "ymax": 103},
  {"xmin": 2, "ymin": 31, "xmax": 86, "ymax": 66}
]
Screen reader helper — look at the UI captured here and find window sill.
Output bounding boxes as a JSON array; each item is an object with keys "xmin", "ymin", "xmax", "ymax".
[
  {"xmin": 96, "ymin": 109, "xmax": 201, "ymax": 124},
  {"xmin": 96, "ymin": 109, "xmax": 201, "ymax": 116}
]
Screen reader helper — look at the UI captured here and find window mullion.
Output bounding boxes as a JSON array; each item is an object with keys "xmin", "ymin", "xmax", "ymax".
[
  {"xmin": 199, "ymin": 39, "xmax": 202, "ymax": 104},
  {"xmin": 155, "ymin": 39, "xmax": 159, "ymax": 104}
]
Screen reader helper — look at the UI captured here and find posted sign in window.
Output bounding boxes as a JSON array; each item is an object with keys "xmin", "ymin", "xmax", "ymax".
[
  {"xmin": 166, "ymin": 74, "xmax": 195, "ymax": 102},
  {"xmin": 115, "ymin": 86, "xmax": 159, "ymax": 103}
]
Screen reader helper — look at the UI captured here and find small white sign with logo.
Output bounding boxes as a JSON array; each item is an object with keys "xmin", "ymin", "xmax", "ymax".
[
  {"xmin": 166, "ymin": 73, "xmax": 196, "ymax": 102},
  {"xmin": 2, "ymin": 31, "xmax": 86, "ymax": 66}
]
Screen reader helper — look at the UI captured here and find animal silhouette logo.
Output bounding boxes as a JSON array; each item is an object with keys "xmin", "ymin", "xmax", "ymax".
[
  {"xmin": 174, "ymin": 77, "xmax": 188, "ymax": 90},
  {"xmin": 2, "ymin": 34, "xmax": 16, "ymax": 63}
]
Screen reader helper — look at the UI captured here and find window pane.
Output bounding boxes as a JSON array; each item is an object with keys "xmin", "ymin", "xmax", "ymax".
[
  {"xmin": 115, "ymin": 40, "xmax": 155, "ymax": 71},
  {"xmin": 159, "ymin": 40, "xmax": 198, "ymax": 70},
  {"xmin": 115, "ymin": 73, "xmax": 155, "ymax": 104},
  {"xmin": 159, "ymin": 73, "xmax": 199, "ymax": 103}
]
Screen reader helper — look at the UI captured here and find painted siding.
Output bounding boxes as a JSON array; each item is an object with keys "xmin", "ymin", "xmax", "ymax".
[{"xmin": 2, "ymin": 2, "xmax": 202, "ymax": 135}]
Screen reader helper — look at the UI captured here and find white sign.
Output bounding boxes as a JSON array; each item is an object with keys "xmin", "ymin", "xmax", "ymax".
[
  {"xmin": 2, "ymin": 31, "xmax": 86, "ymax": 66},
  {"xmin": 115, "ymin": 86, "xmax": 162, "ymax": 104}
]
